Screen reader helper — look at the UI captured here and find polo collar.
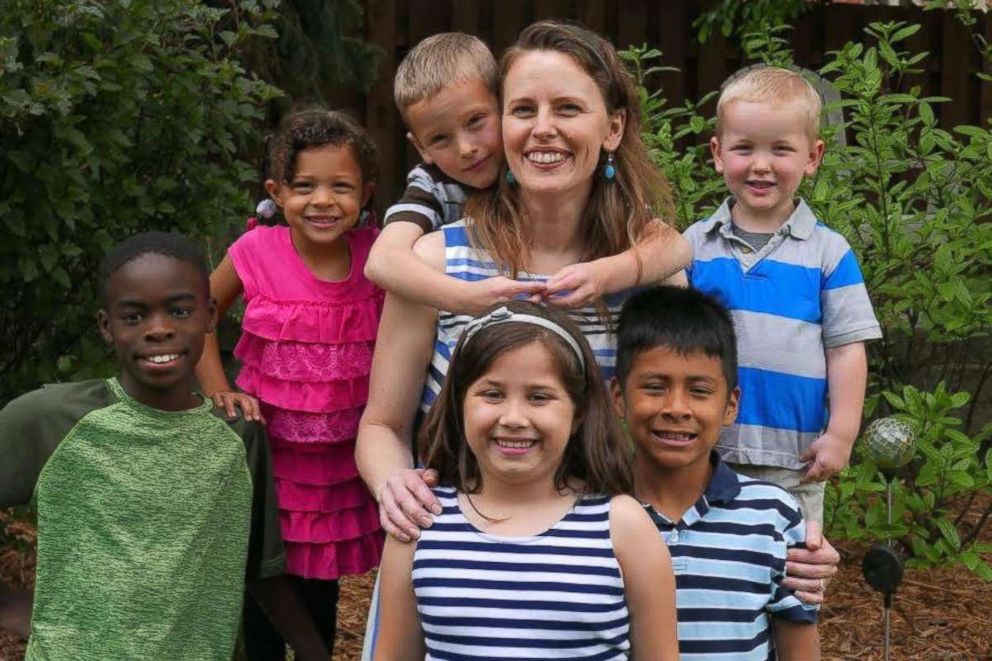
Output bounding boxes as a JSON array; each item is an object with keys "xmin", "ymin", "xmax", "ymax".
[
  {"xmin": 706, "ymin": 197, "xmax": 817, "ymax": 241},
  {"xmin": 704, "ymin": 451, "xmax": 742, "ymax": 505}
]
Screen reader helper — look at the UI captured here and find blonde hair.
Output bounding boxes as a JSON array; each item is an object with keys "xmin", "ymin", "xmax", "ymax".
[
  {"xmin": 716, "ymin": 66, "xmax": 822, "ymax": 140},
  {"xmin": 466, "ymin": 21, "xmax": 674, "ymax": 282},
  {"xmin": 393, "ymin": 33, "xmax": 497, "ymax": 121}
]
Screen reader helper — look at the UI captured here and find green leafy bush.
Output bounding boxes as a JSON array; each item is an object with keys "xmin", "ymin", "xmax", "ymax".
[
  {"xmin": 625, "ymin": 19, "xmax": 992, "ymax": 577},
  {"xmin": 0, "ymin": 0, "xmax": 281, "ymax": 403}
]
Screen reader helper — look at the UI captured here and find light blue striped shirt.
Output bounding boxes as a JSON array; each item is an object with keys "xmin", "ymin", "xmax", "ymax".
[
  {"xmin": 421, "ymin": 220, "xmax": 629, "ymax": 412},
  {"xmin": 644, "ymin": 453, "xmax": 818, "ymax": 660},
  {"xmin": 414, "ymin": 487, "xmax": 631, "ymax": 660},
  {"xmin": 685, "ymin": 199, "xmax": 882, "ymax": 469}
]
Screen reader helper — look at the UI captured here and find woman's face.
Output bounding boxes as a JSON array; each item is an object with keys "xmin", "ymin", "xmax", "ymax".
[{"xmin": 502, "ymin": 50, "xmax": 624, "ymax": 200}]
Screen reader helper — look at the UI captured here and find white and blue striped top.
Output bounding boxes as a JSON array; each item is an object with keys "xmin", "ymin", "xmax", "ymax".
[
  {"xmin": 685, "ymin": 199, "xmax": 882, "ymax": 469},
  {"xmin": 645, "ymin": 453, "xmax": 818, "ymax": 660},
  {"xmin": 422, "ymin": 220, "xmax": 630, "ymax": 412},
  {"xmin": 413, "ymin": 487, "xmax": 631, "ymax": 660}
]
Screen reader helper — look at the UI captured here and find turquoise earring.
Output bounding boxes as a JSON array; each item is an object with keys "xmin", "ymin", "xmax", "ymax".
[
  {"xmin": 505, "ymin": 169, "xmax": 516, "ymax": 185},
  {"xmin": 604, "ymin": 152, "xmax": 616, "ymax": 180}
]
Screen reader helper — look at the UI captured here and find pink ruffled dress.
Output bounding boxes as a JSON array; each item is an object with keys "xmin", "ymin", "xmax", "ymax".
[{"xmin": 228, "ymin": 225, "xmax": 384, "ymax": 579}]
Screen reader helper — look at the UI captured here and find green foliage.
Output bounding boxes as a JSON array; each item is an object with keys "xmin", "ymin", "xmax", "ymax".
[
  {"xmin": 0, "ymin": 0, "xmax": 281, "ymax": 404},
  {"xmin": 694, "ymin": 0, "xmax": 812, "ymax": 43},
  {"xmin": 827, "ymin": 384, "xmax": 992, "ymax": 579},
  {"xmin": 244, "ymin": 0, "xmax": 383, "ymax": 99},
  {"xmin": 624, "ymin": 19, "xmax": 992, "ymax": 577}
]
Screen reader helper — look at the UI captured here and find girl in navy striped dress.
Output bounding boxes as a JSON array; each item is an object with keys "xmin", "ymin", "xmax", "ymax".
[{"xmin": 374, "ymin": 301, "xmax": 679, "ymax": 660}]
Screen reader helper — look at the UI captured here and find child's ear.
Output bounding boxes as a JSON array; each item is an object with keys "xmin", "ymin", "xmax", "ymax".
[
  {"xmin": 206, "ymin": 297, "xmax": 218, "ymax": 335},
  {"xmin": 361, "ymin": 181, "xmax": 376, "ymax": 209},
  {"xmin": 609, "ymin": 377, "xmax": 626, "ymax": 419},
  {"xmin": 804, "ymin": 138, "xmax": 826, "ymax": 176},
  {"xmin": 264, "ymin": 179, "xmax": 285, "ymax": 207},
  {"xmin": 96, "ymin": 309, "xmax": 113, "ymax": 345},
  {"xmin": 723, "ymin": 385, "xmax": 741, "ymax": 426},
  {"xmin": 406, "ymin": 131, "xmax": 432, "ymax": 164},
  {"xmin": 710, "ymin": 136, "xmax": 725, "ymax": 173},
  {"xmin": 602, "ymin": 108, "xmax": 626, "ymax": 152}
]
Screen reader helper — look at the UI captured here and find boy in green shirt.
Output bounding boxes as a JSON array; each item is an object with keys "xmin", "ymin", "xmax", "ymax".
[{"xmin": 0, "ymin": 232, "xmax": 325, "ymax": 660}]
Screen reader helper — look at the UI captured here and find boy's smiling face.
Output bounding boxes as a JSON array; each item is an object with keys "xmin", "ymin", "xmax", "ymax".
[
  {"xmin": 612, "ymin": 345, "xmax": 739, "ymax": 474},
  {"xmin": 710, "ymin": 99, "xmax": 824, "ymax": 230},
  {"xmin": 405, "ymin": 76, "xmax": 502, "ymax": 190},
  {"xmin": 97, "ymin": 253, "xmax": 215, "ymax": 411}
]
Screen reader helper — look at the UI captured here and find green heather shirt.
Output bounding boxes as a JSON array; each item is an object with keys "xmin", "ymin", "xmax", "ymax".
[{"xmin": 0, "ymin": 378, "xmax": 284, "ymax": 660}]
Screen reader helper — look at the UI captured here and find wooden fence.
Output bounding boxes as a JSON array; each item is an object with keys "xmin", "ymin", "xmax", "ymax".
[{"xmin": 349, "ymin": 0, "xmax": 992, "ymax": 207}]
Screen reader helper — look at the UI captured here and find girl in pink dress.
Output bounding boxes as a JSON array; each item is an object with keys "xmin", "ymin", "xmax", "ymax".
[{"xmin": 196, "ymin": 109, "xmax": 384, "ymax": 658}]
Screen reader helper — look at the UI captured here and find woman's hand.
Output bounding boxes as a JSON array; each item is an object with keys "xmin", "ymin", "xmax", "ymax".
[
  {"xmin": 378, "ymin": 468, "xmax": 441, "ymax": 542},
  {"xmin": 783, "ymin": 520, "xmax": 840, "ymax": 604},
  {"xmin": 209, "ymin": 390, "xmax": 264, "ymax": 422}
]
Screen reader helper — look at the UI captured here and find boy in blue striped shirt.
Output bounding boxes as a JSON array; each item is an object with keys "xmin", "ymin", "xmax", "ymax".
[
  {"xmin": 684, "ymin": 67, "xmax": 882, "ymax": 524},
  {"xmin": 611, "ymin": 285, "xmax": 819, "ymax": 660}
]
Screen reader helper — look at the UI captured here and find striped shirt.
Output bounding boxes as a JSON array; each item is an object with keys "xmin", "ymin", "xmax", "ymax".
[
  {"xmin": 383, "ymin": 163, "xmax": 468, "ymax": 233},
  {"xmin": 421, "ymin": 220, "xmax": 629, "ymax": 411},
  {"xmin": 643, "ymin": 453, "xmax": 818, "ymax": 660},
  {"xmin": 685, "ymin": 199, "xmax": 882, "ymax": 469},
  {"xmin": 414, "ymin": 487, "xmax": 631, "ymax": 660}
]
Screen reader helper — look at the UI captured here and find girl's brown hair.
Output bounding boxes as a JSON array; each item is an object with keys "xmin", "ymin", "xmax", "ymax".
[
  {"xmin": 418, "ymin": 301, "xmax": 633, "ymax": 496},
  {"xmin": 465, "ymin": 20, "xmax": 674, "ymax": 280}
]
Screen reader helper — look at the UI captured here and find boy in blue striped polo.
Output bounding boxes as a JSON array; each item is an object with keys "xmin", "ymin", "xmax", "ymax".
[
  {"xmin": 611, "ymin": 285, "xmax": 819, "ymax": 660},
  {"xmin": 685, "ymin": 66, "xmax": 881, "ymax": 524}
]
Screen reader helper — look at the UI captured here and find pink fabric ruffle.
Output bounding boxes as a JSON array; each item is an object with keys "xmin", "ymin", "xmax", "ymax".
[
  {"xmin": 241, "ymin": 293, "xmax": 381, "ymax": 344},
  {"xmin": 236, "ymin": 365, "xmax": 368, "ymax": 414},
  {"xmin": 263, "ymin": 405, "xmax": 364, "ymax": 445},
  {"xmin": 280, "ymin": 499, "xmax": 381, "ymax": 543},
  {"xmin": 285, "ymin": 531, "xmax": 384, "ymax": 579},
  {"xmin": 275, "ymin": 476, "xmax": 374, "ymax": 513},
  {"xmin": 270, "ymin": 438, "xmax": 361, "ymax": 486},
  {"xmin": 235, "ymin": 334, "xmax": 374, "ymax": 383}
]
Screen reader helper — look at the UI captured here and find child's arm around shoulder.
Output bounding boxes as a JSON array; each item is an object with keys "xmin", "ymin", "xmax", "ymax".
[
  {"xmin": 545, "ymin": 219, "xmax": 691, "ymax": 308},
  {"xmin": 194, "ymin": 253, "xmax": 261, "ymax": 422},
  {"xmin": 609, "ymin": 494, "xmax": 680, "ymax": 661},
  {"xmin": 367, "ymin": 221, "xmax": 544, "ymax": 315},
  {"xmin": 374, "ymin": 535, "xmax": 425, "ymax": 661}
]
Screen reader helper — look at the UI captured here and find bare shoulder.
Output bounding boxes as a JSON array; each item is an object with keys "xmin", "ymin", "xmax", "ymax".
[{"xmin": 608, "ymin": 494, "xmax": 655, "ymax": 535}]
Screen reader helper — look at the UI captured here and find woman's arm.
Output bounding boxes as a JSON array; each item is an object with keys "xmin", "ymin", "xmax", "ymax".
[
  {"xmin": 773, "ymin": 620, "xmax": 820, "ymax": 661},
  {"xmin": 356, "ymin": 231, "xmax": 445, "ymax": 542},
  {"xmin": 194, "ymin": 255, "xmax": 261, "ymax": 421},
  {"xmin": 373, "ymin": 536, "xmax": 426, "ymax": 660},
  {"xmin": 610, "ymin": 495, "xmax": 680, "ymax": 660}
]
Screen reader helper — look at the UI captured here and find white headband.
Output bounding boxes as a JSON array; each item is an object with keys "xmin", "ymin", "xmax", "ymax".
[{"xmin": 460, "ymin": 306, "xmax": 586, "ymax": 370}]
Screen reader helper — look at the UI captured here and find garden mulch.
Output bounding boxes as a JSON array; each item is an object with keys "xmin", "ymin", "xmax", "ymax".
[{"xmin": 2, "ymin": 510, "xmax": 991, "ymax": 660}]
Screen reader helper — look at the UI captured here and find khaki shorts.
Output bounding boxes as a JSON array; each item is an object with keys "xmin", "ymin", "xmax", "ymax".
[{"xmin": 727, "ymin": 463, "xmax": 825, "ymax": 525}]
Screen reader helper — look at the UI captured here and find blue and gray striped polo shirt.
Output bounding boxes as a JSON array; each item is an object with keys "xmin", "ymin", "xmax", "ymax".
[
  {"xmin": 685, "ymin": 199, "xmax": 882, "ymax": 469},
  {"xmin": 643, "ymin": 452, "xmax": 818, "ymax": 659}
]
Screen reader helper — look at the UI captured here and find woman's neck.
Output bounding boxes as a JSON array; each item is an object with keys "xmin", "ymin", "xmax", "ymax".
[{"xmin": 519, "ymin": 186, "xmax": 590, "ymax": 272}]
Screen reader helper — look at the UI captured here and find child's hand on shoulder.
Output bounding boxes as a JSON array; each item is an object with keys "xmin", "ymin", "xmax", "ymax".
[
  {"xmin": 800, "ymin": 431, "xmax": 854, "ymax": 483},
  {"xmin": 462, "ymin": 277, "xmax": 546, "ymax": 315},
  {"xmin": 544, "ymin": 261, "xmax": 607, "ymax": 309},
  {"xmin": 209, "ymin": 390, "xmax": 264, "ymax": 423}
]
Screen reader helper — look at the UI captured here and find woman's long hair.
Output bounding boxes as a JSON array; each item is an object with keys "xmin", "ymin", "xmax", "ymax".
[
  {"xmin": 418, "ymin": 301, "xmax": 633, "ymax": 496},
  {"xmin": 465, "ymin": 20, "xmax": 674, "ymax": 280}
]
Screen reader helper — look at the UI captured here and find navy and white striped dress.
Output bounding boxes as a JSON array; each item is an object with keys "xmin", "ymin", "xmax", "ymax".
[
  {"xmin": 421, "ymin": 220, "xmax": 630, "ymax": 412},
  {"xmin": 413, "ymin": 487, "xmax": 631, "ymax": 660}
]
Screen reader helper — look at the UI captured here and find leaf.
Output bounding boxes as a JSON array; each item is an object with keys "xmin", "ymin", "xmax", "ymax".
[
  {"xmin": 935, "ymin": 519, "xmax": 961, "ymax": 551},
  {"xmin": 891, "ymin": 24, "xmax": 922, "ymax": 43}
]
